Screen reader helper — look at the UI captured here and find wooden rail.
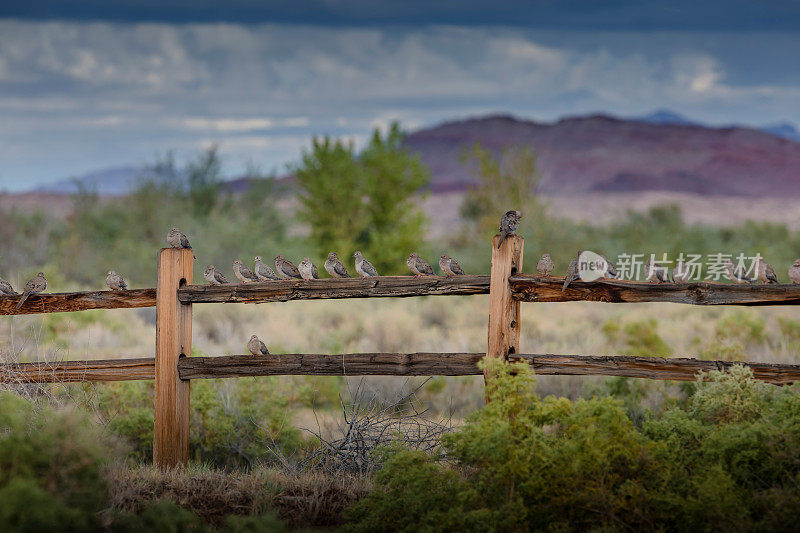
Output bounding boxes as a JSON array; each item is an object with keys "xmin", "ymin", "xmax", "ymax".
[
  {"xmin": 0, "ymin": 357, "xmax": 155, "ymax": 383},
  {"xmin": 510, "ymin": 276, "xmax": 800, "ymax": 305},
  {"xmin": 177, "ymin": 275, "xmax": 491, "ymax": 304},
  {"xmin": 171, "ymin": 353, "xmax": 800, "ymax": 385},
  {"xmin": 0, "ymin": 288, "xmax": 156, "ymax": 315}
]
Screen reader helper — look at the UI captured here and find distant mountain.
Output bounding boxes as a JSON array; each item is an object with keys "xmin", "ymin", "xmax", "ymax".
[
  {"xmin": 634, "ymin": 109, "xmax": 700, "ymax": 127},
  {"xmin": 34, "ymin": 166, "xmax": 146, "ymax": 195},
  {"xmin": 761, "ymin": 122, "xmax": 800, "ymax": 143},
  {"xmin": 403, "ymin": 113, "xmax": 800, "ymax": 196}
]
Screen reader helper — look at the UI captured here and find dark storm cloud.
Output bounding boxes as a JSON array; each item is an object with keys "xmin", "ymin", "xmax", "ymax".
[{"xmin": 3, "ymin": 0, "xmax": 800, "ymax": 31}]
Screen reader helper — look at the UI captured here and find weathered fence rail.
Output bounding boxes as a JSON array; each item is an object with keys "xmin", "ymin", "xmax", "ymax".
[
  {"xmin": 4, "ymin": 233, "xmax": 800, "ymax": 469},
  {"xmin": 6, "ymin": 353, "xmax": 799, "ymax": 386}
]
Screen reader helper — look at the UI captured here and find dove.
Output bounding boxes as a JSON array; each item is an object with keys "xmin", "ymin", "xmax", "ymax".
[
  {"xmin": 497, "ymin": 210, "xmax": 522, "ymax": 249},
  {"xmin": 166, "ymin": 227, "xmax": 195, "ymax": 258},
  {"xmin": 275, "ymin": 255, "xmax": 302, "ymax": 279},
  {"xmin": 247, "ymin": 334, "xmax": 269, "ymax": 356},
  {"xmin": 0, "ymin": 276, "xmax": 17, "ymax": 296},
  {"xmin": 644, "ymin": 257, "xmax": 668, "ymax": 283},
  {"xmin": 439, "ymin": 254, "xmax": 465, "ymax": 276},
  {"xmin": 204, "ymin": 265, "xmax": 229, "ymax": 285},
  {"xmin": 671, "ymin": 261, "xmax": 691, "ymax": 283},
  {"xmin": 353, "ymin": 251, "xmax": 379, "ymax": 277},
  {"xmin": 537, "ymin": 254, "xmax": 554, "ymax": 277},
  {"xmin": 325, "ymin": 252, "xmax": 351, "ymax": 278},
  {"xmin": 407, "ymin": 252, "xmax": 435, "ymax": 277},
  {"xmin": 298, "ymin": 258, "xmax": 320, "ymax": 280},
  {"xmin": 106, "ymin": 270, "xmax": 127, "ymax": 291},
  {"xmin": 723, "ymin": 259, "xmax": 754, "ymax": 284},
  {"xmin": 789, "ymin": 260, "xmax": 800, "ymax": 284},
  {"xmin": 755, "ymin": 257, "xmax": 779, "ymax": 284},
  {"xmin": 562, "ymin": 255, "xmax": 579, "ymax": 291},
  {"xmin": 233, "ymin": 259, "xmax": 259, "ymax": 283},
  {"xmin": 254, "ymin": 256, "xmax": 280, "ymax": 281},
  {"xmin": 16, "ymin": 272, "xmax": 46, "ymax": 310},
  {"xmin": 599, "ymin": 253, "xmax": 618, "ymax": 279}
]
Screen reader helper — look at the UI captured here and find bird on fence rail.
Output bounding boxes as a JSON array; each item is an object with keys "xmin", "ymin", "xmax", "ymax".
[
  {"xmin": 106, "ymin": 270, "xmax": 127, "ymax": 291},
  {"xmin": 497, "ymin": 210, "xmax": 522, "ymax": 249},
  {"xmin": 254, "ymin": 256, "xmax": 280, "ymax": 281},
  {"xmin": 537, "ymin": 254, "xmax": 554, "ymax": 277},
  {"xmin": 233, "ymin": 259, "xmax": 259, "ymax": 283},
  {"xmin": 16, "ymin": 272, "xmax": 46, "ymax": 310},
  {"xmin": 0, "ymin": 276, "xmax": 17, "ymax": 296},
  {"xmin": 325, "ymin": 252, "xmax": 351, "ymax": 278},
  {"xmin": 167, "ymin": 227, "xmax": 195, "ymax": 258},
  {"xmin": 644, "ymin": 257, "xmax": 668, "ymax": 283},
  {"xmin": 353, "ymin": 251, "xmax": 379, "ymax": 277},
  {"xmin": 275, "ymin": 255, "xmax": 302, "ymax": 279},
  {"xmin": 723, "ymin": 259, "xmax": 754, "ymax": 284},
  {"xmin": 789, "ymin": 260, "xmax": 800, "ymax": 284},
  {"xmin": 671, "ymin": 261, "xmax": 691, "ymax": 283},
  {"xmin": 204, "ymin": 265, "xmax": 229, "ymax": 285},
  {"xmin": 563, "ymin": 251, "xmax": 619, "ymax": 291},
  {"xmin": 440, "ymin": 254, "xmax": 465, "ymax": 276},
  {"xmin": 248, "ymin": 335, "xmax": 269, "ymax": 355},
  {"xmin": 407, "ymin": 253, "xmax": 435, "ymax": 277},
  {"xmin": 755, "ymin": 258, "xmax": 779, "ymax": 284},
  {"xmin": 298, "ymin": 258, "xmax": 320, "ymax": 280}
]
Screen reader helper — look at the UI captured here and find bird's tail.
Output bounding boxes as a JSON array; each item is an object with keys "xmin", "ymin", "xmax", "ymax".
[
  {"xmin": 15, "ymin": 290, "xmax": 30, "ymax": 310},
  {"xmin": 497, "ymin": 233, "xmax": 506, "ymax": 249},
  {"xmin": 562, "ymin": 276, "xmax": 572, "ymax": 292}
]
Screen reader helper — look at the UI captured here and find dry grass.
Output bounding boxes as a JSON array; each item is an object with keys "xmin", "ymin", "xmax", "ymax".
[{"xmin": 104, "ymin": 462, "xmax": 370, "ymax": 529}]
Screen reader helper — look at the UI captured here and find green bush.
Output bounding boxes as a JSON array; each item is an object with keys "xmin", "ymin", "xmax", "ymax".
[{"xmin": 346, "ymin": 360, "xmax": 800, "ymax": 531}]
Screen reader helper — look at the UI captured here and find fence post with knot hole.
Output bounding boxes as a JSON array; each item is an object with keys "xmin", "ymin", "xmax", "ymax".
[
  {"xmin": 485, "ymin": 234, "xmax": 524, "ymax": 402},
  {"xmin": 154, "ymin": 247, "xmax": 193, "ymax": 469}
]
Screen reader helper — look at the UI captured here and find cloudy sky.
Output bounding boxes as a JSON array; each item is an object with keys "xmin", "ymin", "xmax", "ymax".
[{"xmin": 1, "ymin": 1, "xmax": 799, "ymax": 190}]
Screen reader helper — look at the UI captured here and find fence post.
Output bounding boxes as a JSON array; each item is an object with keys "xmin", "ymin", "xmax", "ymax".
[
  {"xmin": 154, "ymin": 248, "xmax": 193, "ymax": 469},
  {"xmin": 485, "ymin": 235, "xmax": 524, "ymax": 400}
]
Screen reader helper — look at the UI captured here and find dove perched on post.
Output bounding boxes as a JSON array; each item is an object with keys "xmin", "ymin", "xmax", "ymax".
[
  {"xmin": 106, "ymin": 270, "xmax": 127, "ymax": 291},
  {"xmin": 755, "ymin": 257, "xmax": 779, "ymax": 284},
  {"xmin": 439, "ymin": 255, "xmax": 465, "ymax": 276},
  {"xmin": 497, "ymin": 210, "xmax": 522, "ymax": 249},
  {"xmin": 16, "ymin": 272, "xmax": 46, "ymax": 310},
  {"xmin": 407, "ymin": 253, "xmax": 435, "ymax": 277},
  {"xmin": 537, "ymin": 254, "xmax": 554, "ymax": 277},
  {"xmin": 166, "ymin": 227, "xmax": 195, "ymax": 258},
  {"xmin": 723, "ymin": 259, "xmax": 753, "ymax": 284},
  {"xmin": 324, "ymin": 252, "xmax": 350, "ymax": 278},
  {"xmin": 204, "ymin": 265, "xmax": 229, "ymax": 285},
  {"xmin": 233, "ymin": 259, "xmax": 259, "ymax": 283},
  {"xmin": 247, "ymin": 335, "xmax": 269, "ymax": 355},
  {"xmin": 789, "ymin": 260, "xmax": 800, "ymax": 284},
  {"xmin": 254, "ymin": 256, "xmax": 280, "ymax": 281},
  {"xmin": 644, "ymin": 258, "xmax": 668, "ymax": 283},
  {"xmin": 298, "ymin": 258, "xmax": 319, "ymax": 280},
  {"xmin": 353, "ymin": 251, "xmax": 379, "ymax": 277},
  {"xmin": 275, "ymin": 256, "xmax": 302, "ymax": 279},
  {"xmin": 0, "ymin": 276, "xmax": 18, "ymax": 296},
  {"xmin": 671, "ymin": 261, "xmax": 691, "ymax": 283}
]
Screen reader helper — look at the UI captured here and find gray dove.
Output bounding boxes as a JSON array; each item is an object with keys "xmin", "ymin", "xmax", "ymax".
[
  {"xmin": 439, "ymin": 254, "xmax": 465, "ymax": 276},
  {"xmin": 106, "ymin": 270, "xmax": 127, "ymax": 291},
  {"xmin": 275, "ymin": 255, "xmax": 302, "ymax": 279},
  {"xmin": 671, "ymin": 261, "xmax": 691, "ymax": 283},
  {"xmin": 407, "ymin": 252, "xmax": 435, "ymax": 277},
  {"xmin": 756, "ymin": 257, "xmax": 778, "ymax": 284},
  {"xmin": 204, "ymin": 265, "xmax": 229, "ymax": 285},
  {"xmin": 562, "ymin": 251, "xmax": 617, "ymax": 291},
  {"xmin": 537, "ymin": 254, "xmax": 554, "ymax": 277},
  {"xmin": 16, "ymin": 272, "xmax": 46, "ymax": 310},
  {"xmin": 353, "ymin": 251, "xmax": 379, "ymax": 277},
  {"xmin": 247, "ymin": 334, "xmax": 269, "ymax": 355},
  {"xmin": 723, "ymin": 259, "xmax": 754, "ymax": 284},
  {"xmin": 254, "ymin": 256, "xmax": 280, "ymax": 281},
  {"xmin": 789, "ymin": 260, "xmax": 800, "ymax": 284},
  {"xmin": 324, "ymin": 252, "xmax": 350, "ymax": 278},
  {"xmin": 644, "ymin": 258, "xmax": 668, "ymax": 283},
  {"xmin": 166, "ymin": 227, "xmax": 195, "ymax": 258},
  {"xmin": 298, "ymin": 258, "xmax": 319, "ymax": 280},
  {"xmin": 497, "ymin": 210, "xmax": 522, "ymax": 249},
  {"xmin": 0, "ymin": 276, "xmax": 17, "ymax": 296},
  {"xmin": 233, "ymin": 259, "xmax": 259, "ymax": 283}
]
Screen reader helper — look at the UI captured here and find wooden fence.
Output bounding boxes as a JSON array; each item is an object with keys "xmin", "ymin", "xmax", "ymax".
[{"xmin": 3, "ymin": 234, "xmax": 800, "ymax": 468}]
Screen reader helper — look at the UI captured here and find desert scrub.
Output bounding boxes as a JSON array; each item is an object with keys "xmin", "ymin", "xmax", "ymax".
[{"xmin": 345, "ymin": 360, "xmax": 800, "ymax": 532}]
